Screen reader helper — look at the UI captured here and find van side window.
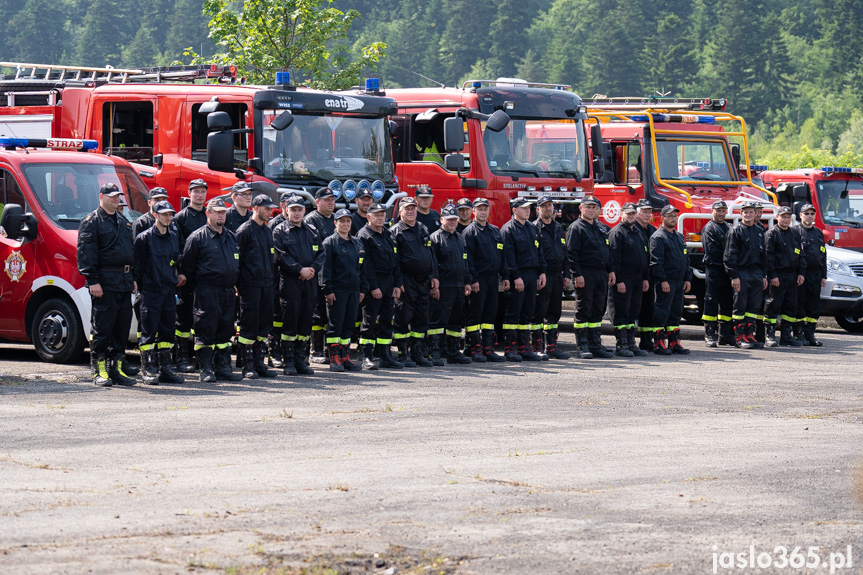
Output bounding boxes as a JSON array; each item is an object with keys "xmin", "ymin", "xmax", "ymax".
[
  {"xmin": 408, "ymin": 113, "xmax": 470, "ymax": 172},
  {"xmin": 0, "ymin": 169, "xmax": 29, "ymax": 214},
  {"xmin": 191, "ymin": 103, "xmax": 249, "ymax": 169},
  {"xmin": 101, "ymin": 101, "xmax": 154, "ymax": 166}
]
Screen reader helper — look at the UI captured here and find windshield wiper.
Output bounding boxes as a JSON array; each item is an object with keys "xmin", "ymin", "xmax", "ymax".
[{"xmin": 499, "ymin": 168, "xmax": 541, "ymax": 177}]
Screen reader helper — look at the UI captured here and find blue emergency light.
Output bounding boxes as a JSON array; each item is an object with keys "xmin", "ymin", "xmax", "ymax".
[
  {"xmin": 365, "ymin": 78, "xmax": 380, "ymax": 91},
  {"xmin": 630, "ymin": 114, "xmax": 716, "ymax": 124},
  {"xmin": 743, "ymin": 165, "xmax": 768, "ymax": 171},
  {"xmin": 275, "ymin": 71, "xmax": 290, "ymax": 85},
  {"xmin": 371, "ymin": 180, "xmax": 385, "ymax": 200},
  {"xmin": 472, "ymin": 81, "xmax": 482, "ymax": 88},
  {"xmin": 0, "ymin": 137, "xmax": 98, "ymax": 150},
  {"xmin": 822, "ymin": 166, "xmax": 863, "ymax": 174}
]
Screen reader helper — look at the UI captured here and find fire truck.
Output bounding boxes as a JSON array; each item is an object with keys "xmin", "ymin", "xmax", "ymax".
[
  {"xmin": 0, "ymin": 63, "xmax": 402, "ymax": 213},
  {"xmin": 0, "ymin": 137, "xmax": 150, "ymax": 362},
  {"xmin": 584, "ymin": 97, "xmax": 779, "ymax": 320},
  {"xmin": 387, "ymin": 79, "xmax": 591, "ymax": 226}
]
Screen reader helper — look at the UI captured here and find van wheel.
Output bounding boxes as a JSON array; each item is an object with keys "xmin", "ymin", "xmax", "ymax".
[
  {"xmin": 834, "ymin": 314, "xmax": 863, "ymax": 333},
  {"xmin": 31, "ymin": 298, "xmax": 86, "ymax": 363}
]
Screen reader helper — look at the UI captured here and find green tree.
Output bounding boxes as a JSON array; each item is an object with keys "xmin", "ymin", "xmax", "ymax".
[
  {"xmin": 202, "ymin": 0, "xmax": 385, "ymax": 89},
  {"xmin": 6, "ymin": 0, "xmax": 73, "ymax": 64},
  {"xmin": 164, "ymin": 0, "xmax": 215, "ymax": 62},
  {"xmin": 639, "ymin": 14, "xmax": 697, "ymax": 97},
  {"xmin": 438, "ymin": 0, "xmax": 494, "ymax": 86},
  {"xmin": 75, "ymin": 0, "xmax": 138, "ymax": 66},
  {"xmin": 488, "ymin": 0, "xmax": 531, "ymax": 78}
]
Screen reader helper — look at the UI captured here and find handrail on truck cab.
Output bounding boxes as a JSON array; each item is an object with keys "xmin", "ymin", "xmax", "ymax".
[{"xmin": 585, "ymin": 107, "xmax": 778, "ymax": 208}]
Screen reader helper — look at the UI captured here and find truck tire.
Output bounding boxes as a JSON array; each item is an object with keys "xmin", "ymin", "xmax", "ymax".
[
  {"xmin": 31, "ymin": 298, "xmax": 86, "ymax": 363},
  {"xmin": 834, "ymin": 314, "xmax": 863, "ymax": 333}
]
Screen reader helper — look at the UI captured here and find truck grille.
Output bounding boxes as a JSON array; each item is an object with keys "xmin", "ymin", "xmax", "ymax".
[{"xmin": 850, "ymin": 264, "xmax": 863, "ymax": 277}]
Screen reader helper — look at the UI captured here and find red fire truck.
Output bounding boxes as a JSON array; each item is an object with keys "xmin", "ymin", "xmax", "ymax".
[
  {"xmin": 0, "ymin": 63, "xmax": 402, "ymax": 213},
  {"xmin": 584, "ymin": 97, "xmax": 779, "ymax": 319},
  {"xmin": 0, "ymin": 137, "xmax": 150, "ymax": 362},
  {"xmin": 387, "ymin": 79, "xmax": 592, "ymax": 226}
]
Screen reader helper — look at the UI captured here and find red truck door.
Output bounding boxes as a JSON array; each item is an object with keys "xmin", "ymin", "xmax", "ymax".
[{"xmin": 0, "ymin": 167, "xmax": 38, "ymax": 337}]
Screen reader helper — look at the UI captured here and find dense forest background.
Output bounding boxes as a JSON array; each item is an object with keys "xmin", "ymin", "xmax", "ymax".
[{"xmin": 1, "ymin": 0, "xmax": 861, "ymax": 166}]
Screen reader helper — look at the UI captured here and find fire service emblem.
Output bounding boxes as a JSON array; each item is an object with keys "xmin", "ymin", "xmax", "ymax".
[{"xmin": 5, "ymin": 251, "xmax": 27, "ymax": 282}]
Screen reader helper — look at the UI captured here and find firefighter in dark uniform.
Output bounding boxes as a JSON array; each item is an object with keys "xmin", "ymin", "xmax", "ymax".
[
  {"xmin": 753, "ymin": 204, "xmax": 769, "ymax": 344},
  {"xmin": 795, "ymin": 203, "xmax": 828, "ymax": 346},
  {"xmin": 608, "ymin": 202, "xmax": 649, "ymax": 357},
  {"xmin": 357, "ymin": 203, "xmax": 404, "ymax": 370},
  {"xmin": 502, "ymin": 197, "xmax": 547, "ymax": 362},
  {"xmin": 78, "ymin": 182, "xmax": 137, "ymax": 386},
  {"xmin": 133, "ymin": 200, "xmax": 184, "ymax": 385},
  {"xmin": 273, "ymin": 195, "xmax": 324, "ymax": 376},
  {"xmin": 180, "ymin": 198, "xmax": 242, "ymax": 382},
  {"xmin": 392, "ymin": 197, "xmax": 438, "ymax": 368},
  {"xmin": 649, "ymin": 205, "xmax": 692, "ymax": 354},
  {"xmin": 533, "ymin": 196, "xmax": 571, "ymax": 360},
  {"xmin": 764, "ymin": 206, "xmax": 806, "ymax": 347},
  {"xmin": 236, "ymin": 194, "xmax": 279, "ymax": 379},
  {"xmin": 462, "ymin": 198, "xmax": 509, "ymax": 362},
  {"xmin": 415, "ymin": 184, "xmax": 441, "ymax": 234},
  {"xmin": 723, "ymin": 200, "xmax": 768, "ymax": 349},
  {"xmin": 305, "ymin": 187, "xmax": 337, "ymax": 363},
  {"xmin": 455, "ymin": 198, "xmax": 473, "ymax": 234},
  {"xmin": 566, "ymin": 196, "xmax": 613, "ymax": 359},
  {"xmin": 322, "ymin": 209, "xmax": 367, "ymax": 372},
  {"xmin": 634, "ymin": 199, "xmax": 658, "ymax": 350},
  {"xmin": 701, "ymin": 200, "xmax": 734, "ymax": 347},
  {"xmin": 133, "ymin": 187, "xmax": 168, "ymax": 238},
  {"xmin": 224, "ymin": 182, "xmax": 253, "ymax": 233},
  {"xmin": 173, "ymin": 179, "xmax": 209, "ymax": 372},
  {"xmin": 429, "ymin": 205, "xmax": 473, "ymax": 365},
  {"xmin": 265, "ymin": 192, "xmax": 292, "ymax": 368},
  {"xmin": 351, "ymin": 188, "xmax": 374, "ymax": 235}
]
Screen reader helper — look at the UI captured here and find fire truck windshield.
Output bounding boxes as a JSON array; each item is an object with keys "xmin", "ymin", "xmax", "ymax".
[
  {"xmin": 654, "ymin": 139, "xmax": 734, "ymax": 182},
  {"xmin": 482, "ymin": 118, "xmax": 588, "ymax": 179},
  {"xmin": 816, "ymin": 179, "xmax": 863, "ymax": 227},
  {"xmin": 262, "ymin": 112, "xmax": 394, "ymax": 184},
  {"xmin": 20, "ymin": 163, "xmax": 148, "ymax": 230}
]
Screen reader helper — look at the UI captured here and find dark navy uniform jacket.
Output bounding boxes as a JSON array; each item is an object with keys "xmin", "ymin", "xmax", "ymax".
[
  {"xmin": 724, "ymin": 223, "xmax": 767, "ymax": 280},
  {"xmin": 649, "ymin": 226, "xmax": 693, "ymax": 283},
  {"xmin": 357, "ymin": 224, "xmax": 402, "ymax": 291},
  {"xmin": 78, "ymin": 206, "xmax": 135, "ymax": 291},
  {"xmin": 273, "ymin": 220, "xmax": 325, "ymax": 280},
  {"xmin": 134, "ymin": 224, "xmax": 179, "ymax": 294},
  {"xmin": 430, "ymin": 228, "xmax": 471, "ymax": 288},
  {"xmin": 322, "ymin": 234, "xmax": 367, "ymax": 294},
  {"xmin": 501, "ymin": 218, "xmax": 546, "ymax": 281},
  {"xmin": 181, "ymin": 225, "xmax": 239, "ymax": 288}
]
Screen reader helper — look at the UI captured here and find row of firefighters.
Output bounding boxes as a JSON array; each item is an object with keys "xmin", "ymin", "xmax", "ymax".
[{"xmin": 75, "ymin": 179, "xmax": 828, "ymax": 386}]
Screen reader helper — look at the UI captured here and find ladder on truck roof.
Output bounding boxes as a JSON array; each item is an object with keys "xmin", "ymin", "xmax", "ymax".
[
  {"xmin": 583, "ymin": 96, "xmax": 728, "ymax": 112},
  {"xmin": 0, "ymin": 61, "xmax": 238, "ymax": 84}
]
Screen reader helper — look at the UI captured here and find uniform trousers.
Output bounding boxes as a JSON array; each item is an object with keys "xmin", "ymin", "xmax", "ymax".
[
  {"xmin": 652, "ymin": 278, "xmax": 685, "ymax": 329},
  {"xmin": 574, "ymin": 267, "xmax": 607, "ymax": 327},
  {"xmin": 280, "ymin": 277, "xmax": 316, "ymax": 340},
  {"xmin": 238, "ymin": 285, "xmax": 274, "ymax": 344},
  {"xmin": 326, "ymin": 291, "xmax": 360, "ymax": 344},
  {"xmin": 764, "ymin": 271, "xmax": 798, "ymax": 323},
  {"xmin": 703, "ymin": 265, "xmax": 733, "ymax": 322},
  {"xmin": 360, "ymin": 278, "xmax": 396, "ymax": 345},
  {"xmin": 798, "ymin": 269, "xmax": 823, "ymax": 323},
  {"xmin": 90, "ymin": 290, "xmax": 133, "ymax": 357},
  {"xmin": 732, "ymin": 269, "xmax": 764, "ymax": 323},
  {"xmin": 610, "ymin": 274, "xmax": 643, "ymax": 328},
  {"xmin": 394, "ymin": 275, "xmax": 431, "ymax": 339},
  {"xmin": 534, "ymin": 273, "xmax": 564, "ymax": 330},
  {"xmin": 139, "ymin": 289, "xmax": 176, "ymax": 349},
  {"xmin": 503, "ymin": 270, "xmax": 538, "ymax": 330},
  {"xmin": 193, "ymin": 286, "xmax": 236, "ymax": 348}
]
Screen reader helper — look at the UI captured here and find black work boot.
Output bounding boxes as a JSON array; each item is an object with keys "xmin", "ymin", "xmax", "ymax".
[
  {"xmin": 792, "ymin": 322, "xmax": 807, "ymax": 346},
  {"xmin": 482, "ymin": 330, "xmax": 505, "ymax": 362},
  {"xmin": 545, "ymin": 329, "xmax": 571, "ymax": 360},
  {"xmin": 109, "ymin": 354, "xmax": 137, "ymax": 385},
  {"xmin": 575, "ymin": 328, "xmax": 593, "ymax": 359},
  {"xmin": 122, "ymin": 354, "xmax": 141, "ymax": 376},
  {"xmin": 91, "ymin": 353, "xmax": 112, "ymax": 387},
  {"xmin": 653, "ymin": 329, "xmax": 672, "ymax": 355},
  {"xmin": 411, "ymin": 339, "xmax": 434, "ymax": 368},
  {"xmin": 239, "ymin": 343, "xmax": 258, "ymax": 379},
  {"xmin": 532, "ymin": 329, "xmax": 550, "ymax": 360},
  {"xmin": 518, "ymin": 330, "xmax": 542, "ymax": 361},
  {"xmin": 589, "ymin": 328, "xmax": 613, "ymax": 358},
  {"xmin": 765, "ymin": 323, "xmax": 779, "ymax": 347},
  {"xmin": 614, "ymin": 328, "xmax": 634, "ymax": 357},
  {"xmin": 704, "ymin": 322, "xmax": 718, "ymax": 348},
  {"xmin": 281, "ymin": 339, "xmax": 298, "ymax": 376},
  {"xmin": 254, "ymin": 341, "xmax": 278, "ymax": 377},
  {"xmin": 735, "ymin": 322, "xmax": 753, "ymax": 349},
  {"xmin": 311, "ymin": 329, "xmax": 327, "ymax": 364},
  {"xmin": 718, "ymin": 321, "xmax": 736, "ymax": 346},
  {"xmin": 446, "ymin": 335, "xmax": 472, "ymax": 364},
  {"xmin": 638, "ymin": 328, "xmax": 654, "ymax": 351},
  {"xmin": 342, "ymin": 344, "xmax": 362, "ymax": 372},
  {"xmin": 397, "ymin": 340, "xmax": 417, "ymax": 368},
  {"xmin": 627, "ymin": 327, "xmax": 648, "ymax": 357},
  {"xmin": 779, "ymin": 322, "xmax": 803, "ymax": 347},
  {"xmin": 755, "ymin": 319, "xmax": 766, "ymax": 346},
  {"xmin": 428, "ymin": 335, "xmax": 445, "ymax": 366},
  {"xmin": 215, "ymin": 348, "xmax": 243, "ymax": 381},
  {"xmin": 175, "ymin": 337, "xmax": 196, "ymax": 373},
  {"xmin": 141, "ymin": 349, "xmax": 160, "ymax": 385},
  {"xmin": 158, "ymin": 349, "xmax": 184, "ymax": 384},
  {"xmin": 378, "ymin": 344, "xmax": 404, "ymax": 369},
  {"xmin": 668, "ymin": 328, "xmax": 690, "ymax": 355},
  {"xmin": 467, "ymin": 332, "xmax": 487, "ymax": 363},
  {"xmin": 268, "ymin": 334, "xmax": 284, "ymax": 368},
  {"xmin": 804, "ymin": 323, "xmax": 823, "ymax": 347},
  {"xmin": 748, "ymin": 322, "xmax": 763, "ymax": 349},
  {"xmin": 196, "ymin": 347, "xmax": 216, "ymax": 383},
  {"xmin": 295, "ymin": 340, "xmax": 315, "ymax": 375},
  {"xmin": 504, "ymin": 331, "xmax": 522, "ymax": 362},
  {"xmin": 329, "ymin": 342, "xmax": 345, "ymax": 372},
  {"xmin": 361, "ymin": 344, "xmax": 379, "ymax": 370}
]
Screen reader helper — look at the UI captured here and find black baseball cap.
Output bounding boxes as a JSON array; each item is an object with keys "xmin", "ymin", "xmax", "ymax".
[
  {"xmin": 777, "ymin": 206, "xmax": 792, "ymax": 215},
  {"xmin": 800, "ymin": 203, "xmax": 816, "ymax": 213},
  {"xmin": 536, "ymin": 195, "xmax": 554, "ymax": 206},
  {"xmin": 622, "ymin": 202, "xmax": 637, "ymax": 214},
  {"xmin": 148, "ymin": 187, "xmax": 168, "ymax": 199},
  {"xmin": 153, "ymin": 200, "xmax": 176, "ymax": 214},
  {"xmin": 334, "ymin": 208, "xmax": 352, "ymax": 220},
  {"xmin": 188, "ymin": 179, "xmax": 208, "ymax": 191},
  {"xmin": 356, "ymin": 188, "xmax": 373, "ymax": 199},
  {"xmin": 635, "ymin": 199, "xmax": 652, "ymax": 209},
  {"xmin": 473, "ymin": 198, "xmax": 489, "ymax": 207},
  {"xmin": 285, "ymin": 195, "xmax": 305, "ymax": 207},
  {"xmin": 581, "ymin": 197, "xmax": 600, "ymax": 207},
  {"xmin": 511, "ymin": 198, "xmax": 529, "ymax": 208},
  {"xmin": 711, "ymin": 200, "xmax": 728, "ymax": 210},
  {"xmin": 368, "ymin": 203, "xmax": 386, "ymax": 213},
  {"xmin": 415, "ymin": 185, "xmax": 433, "ymax": 197},
  {"xmin": 441, "ymin": 205, "xmax": 459, "ymax": 219},
  {"xmin": 456, "ymin": 198, "xmax": 473, "ymax": 209},
  {"xmin": 315, "ymin": 187, "xmax": 335, "ymax": 200},
  {"xmin": 660, "ymin": 205, "xmax": 680, "ymax": 216},
  {"xmin": 251, "ymin": 194, "xmax": 277, "ymax": 208},
  {"xmin": 207, "ymin": 198, "xmax": 228, "ymax": 212},
  {"xmin": 100, "ymin": 182, "xmax": 121, "ymax": 196},
  {"xmin": 399, "ymin": 197, "xmax": 417, "ymax": 209},
  {"xmin": 231, "ymin": 182, "xmax": 253, "ymax": 194}
]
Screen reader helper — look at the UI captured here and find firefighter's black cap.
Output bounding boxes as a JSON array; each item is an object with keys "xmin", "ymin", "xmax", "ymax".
[
  {"xmin": 100, "ymin": 182, "xmax": 121, "ymax": 196},
  {"xmin": 148, "ymin": 187, "xmax": 168, "ymax": 199},
  {"xmin": 188, "ymin": 179, "xmax": 208, "ymax": 191},
  {"xmin": 315, "ymin": 187, "xmax": 335, "ymax": 200}
]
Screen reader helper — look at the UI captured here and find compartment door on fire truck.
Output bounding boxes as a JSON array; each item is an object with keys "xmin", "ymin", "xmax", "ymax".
[
  {"xmin": 594, "ymin": 141, "xmax": 643, "ymax": 226},
  {"xmin": 94, "ymin": 98, "xmax": 158, "ymax": 168},
  {"xmin": 0, "ymin": 168, "xmax": 36, "ymax": 336}
]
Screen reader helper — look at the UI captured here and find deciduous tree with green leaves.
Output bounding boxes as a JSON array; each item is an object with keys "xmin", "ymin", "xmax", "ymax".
[{"xmin": 199, "ymin": 0, "xmax": 385, "ymax": 90}]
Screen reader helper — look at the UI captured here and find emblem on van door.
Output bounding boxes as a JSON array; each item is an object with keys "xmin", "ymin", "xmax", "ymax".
[{"xmin": 5, "ymin": 251, "xmax": 27, "ymax": 282}]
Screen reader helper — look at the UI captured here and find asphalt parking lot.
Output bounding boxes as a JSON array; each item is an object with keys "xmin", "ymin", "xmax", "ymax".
[{"xmin": 2, "ymin": 323, "xmax": 863, "ymax": 575}]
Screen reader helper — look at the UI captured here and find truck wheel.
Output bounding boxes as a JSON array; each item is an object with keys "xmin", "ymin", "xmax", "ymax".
[
  {"xmin": 834, "ymin": 314, "xmax": 863, "ymax": 333},
  {"xmin": 31, "ymin": 298, "xmax": 86, "ymax": 363}
]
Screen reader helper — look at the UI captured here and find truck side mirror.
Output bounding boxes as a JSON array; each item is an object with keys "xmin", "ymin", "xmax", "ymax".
[
  {"xmin": 270, "ymin": 111, "xmax": 294, "ymax": 131},
  {"xmin": 443, "ymin": 117, "xmax": 465, "ymax": 152},
  {"xmin": 730, "ymin": 144, "xmax": 741, "ymax": 171},
  {"xmin": 389, "ymin": 120, "xmax": 398, "ymax": 138},
  {"xmin": 590, "ymin": 124, "xmax": 613, "ymax": 183},
  {"xmin": 485, "ymin": 110, "xmax": 510, "ymax": 133},
  {"xmin": 207, "ymin": 111, "xmax": 233, "ymax": 130},
  {"xmin": 0, "ymin": 203, "xmax": 38, "ymax": 243},
  {"xmin": 444, "ymin": 153, "xmax": 465, "ymax": 171},
  {"xmin": 793, "ymin": 184, "xmax": 809, "ymax": 201},
  {"xmin": 207, "ymin": 130, "xmax": 235, "ymax": 173}
]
